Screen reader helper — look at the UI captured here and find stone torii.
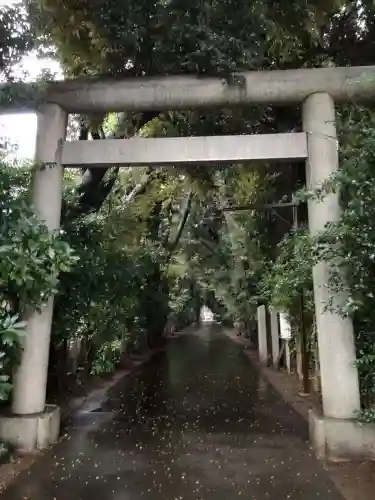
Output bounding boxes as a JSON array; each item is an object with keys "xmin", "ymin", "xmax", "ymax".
[{"xmin": 1, "ymin": 65, "xmax": 374, "ymax": 458}]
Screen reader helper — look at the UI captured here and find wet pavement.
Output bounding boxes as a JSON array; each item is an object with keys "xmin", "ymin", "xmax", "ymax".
[{"xmin": 2, "ymin": 325, "xmax": 343, "ymax": 499}]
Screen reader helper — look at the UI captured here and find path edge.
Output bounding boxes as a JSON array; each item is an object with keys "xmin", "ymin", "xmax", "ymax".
[
  {"xmin": 0, "ymin": 338, "xmax": 170, "ymax": 493},
  {"xmin": 223, "ymin": 326, "xmax": 375, "ymax": 500}
]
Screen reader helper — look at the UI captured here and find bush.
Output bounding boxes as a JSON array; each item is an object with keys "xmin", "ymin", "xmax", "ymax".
[{"xmin": 0, "ymin": 157, "xmax": 76, "ymax": 403}]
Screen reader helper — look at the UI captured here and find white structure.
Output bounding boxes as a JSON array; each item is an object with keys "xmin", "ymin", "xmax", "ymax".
[
  {"xmin": 13, "ymin": 105, "xmax": 67, "ymax": 416},
  {"xmin": 279, "ymin": 312, "xmax": 292, "ymax": 374},
  {"xmin": 257, "ymin": 305, "xmax": 268, "ymax": 364},
  {"xmin": 302, "ymin": 93, "xmax": 360, "ymax": 420},
  {"xmin": 269, "ymin": 308, "xmax": 280, "ymax": 368},
  {"xmin": 279, "ymin": 312, "xmax": 292, "ymax": 340},
  {"xmin": 1, "ymin": 65, "xmax": 373, "ymax": 458},
  {"xmin": 62, "ymin": 133, "xmax": 307, "ymax": 167},
  {"xmin": 2, "ymin": 65, "xmax": 374, "ymax": 113},
  {"xmin": 201, "ymin": 306, "xmax": 214, "ymax": 323},
  {"xmin": 0, "ymin": 105, "xmax": 66, "ymax": 450}
]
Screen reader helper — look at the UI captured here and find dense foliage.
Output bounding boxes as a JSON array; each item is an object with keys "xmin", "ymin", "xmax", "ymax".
[
  {"xmin": 322, "ymin": 107, "xmax": 375, "ymax": 415},
  {"xmin": 2, "ymin": 0, "xmax": 375, "ymax": 418},
  {"xmin": 0, "ymin": 2, "xmax": 33, "ymax": 79},
  {"xmin": 0, "ymin": 156, "xmax": 76, "ymax": 401}
]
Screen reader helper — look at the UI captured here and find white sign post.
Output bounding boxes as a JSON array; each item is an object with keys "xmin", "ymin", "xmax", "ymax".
[{"xmin": 279, "ymin": 312, "xmax": 292, "ymax": 373}]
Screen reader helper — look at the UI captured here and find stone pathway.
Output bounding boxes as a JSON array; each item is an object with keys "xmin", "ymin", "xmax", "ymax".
[{"xmin": 2, "ymin": 325, "xmax": 343, "ymax": 499}]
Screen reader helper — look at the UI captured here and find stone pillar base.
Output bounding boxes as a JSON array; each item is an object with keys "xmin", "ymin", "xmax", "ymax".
[
  {"xmin": 309, "ymin": 408, "xmax": 375, "ymax": 461},
  {"xmin": 0, "ymin": 405, "xmax": 60, "ymax": 451}
]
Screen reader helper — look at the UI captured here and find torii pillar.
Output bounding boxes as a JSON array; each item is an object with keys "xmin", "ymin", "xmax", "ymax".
[
  {"xmin": 303, "ymin": 93, "xmax": 361, "ymax": 459},
  {"xmin": 0, "ymin": 104, "xmax": 66, "ymax": 450}
]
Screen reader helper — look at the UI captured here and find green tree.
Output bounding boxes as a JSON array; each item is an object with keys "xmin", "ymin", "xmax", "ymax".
[
  {"xmin": 0, "ymin": 156, "xmax": 76, "ymax": 402},
  {"xmin": 0, "ymin": 2, "xmax": 33, "ymax": 78}
]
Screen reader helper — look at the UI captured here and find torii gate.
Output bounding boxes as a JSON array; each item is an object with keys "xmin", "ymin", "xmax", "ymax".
[{"xmin": 1, "ymin": 66, "xmax": 374, "ymax": 458}]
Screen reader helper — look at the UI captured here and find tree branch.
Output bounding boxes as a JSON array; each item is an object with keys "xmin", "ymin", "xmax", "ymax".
[
  {"xmin": 167, "ymin": 190, "xmax": 193, "ymax": 258},
  {"xmin": 122, "ymin": 168, "xmax": 156, "ymax": 206},
  {"xmin": 70, "ymin": 111, "xmax": 160, "ymax": 218},
  {"xmin": 194, "ymin": 234, "xmax": 218, "ymax": 256}
]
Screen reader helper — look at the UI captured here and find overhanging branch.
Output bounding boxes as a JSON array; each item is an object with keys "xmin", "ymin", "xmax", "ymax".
[
  {"xmin": 69, "ymin": 110, "xmax": 160, "ymax": 218},
  {"xmin": 167, "ymin": 190, "xmax": 193, "ymax": 258},
  {"xmin": 122, "ymin": 168, "xmax": 156, "ymax": 206}
]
